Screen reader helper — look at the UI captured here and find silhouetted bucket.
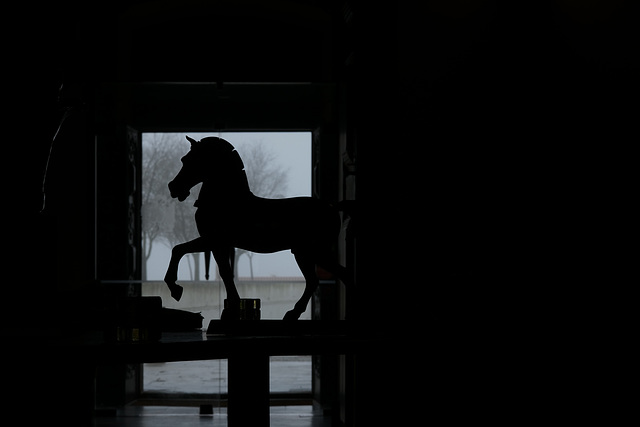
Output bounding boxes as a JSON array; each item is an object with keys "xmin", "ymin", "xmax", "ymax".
[{"xmin": 224, "ymin": 298, "xmax": 261, "ymax": 320}]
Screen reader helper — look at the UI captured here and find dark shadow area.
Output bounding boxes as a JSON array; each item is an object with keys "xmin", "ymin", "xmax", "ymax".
[{"xmin": 4, "ymin": 1, "xmax": 636, "ymax": 425}]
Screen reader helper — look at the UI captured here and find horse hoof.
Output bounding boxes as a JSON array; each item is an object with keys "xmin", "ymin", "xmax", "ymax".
[
  {"xmin": 170, "ymin": 285, "xmax": 183, "ymax": 301},
  {"xmin": 283, "ymin": 310, "xmax": 301, "ymax": 321}
]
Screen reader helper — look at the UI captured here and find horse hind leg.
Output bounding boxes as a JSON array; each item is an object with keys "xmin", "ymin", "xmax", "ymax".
[{"xmin": 285, "ymin": 252, "xmax": 319, "ymax": 321}]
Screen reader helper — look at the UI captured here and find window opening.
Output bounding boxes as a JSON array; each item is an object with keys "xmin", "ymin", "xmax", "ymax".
[{"xmin": 141, "ymin": 131, "xmax": 312, "ymax": 403}]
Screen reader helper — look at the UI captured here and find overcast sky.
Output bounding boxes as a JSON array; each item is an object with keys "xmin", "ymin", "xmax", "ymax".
[{"xmin": 143, "ymin": 131, "xmax": 312, "ymax": 280}]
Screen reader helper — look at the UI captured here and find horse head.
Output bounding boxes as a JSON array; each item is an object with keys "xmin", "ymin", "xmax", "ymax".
[{"xmin": 168, "ymin": 135, "xmax": 248, "ymax": 202}]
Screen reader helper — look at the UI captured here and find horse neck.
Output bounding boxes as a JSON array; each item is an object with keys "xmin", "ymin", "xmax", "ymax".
[{"xmin": 197, "ymin": 173, "xmax": 253, "ymax": 207}]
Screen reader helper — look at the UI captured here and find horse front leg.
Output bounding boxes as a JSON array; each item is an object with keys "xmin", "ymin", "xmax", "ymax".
[{"xmin": 164, "ymin": 237, "xmax": 209, "ymax": 301}]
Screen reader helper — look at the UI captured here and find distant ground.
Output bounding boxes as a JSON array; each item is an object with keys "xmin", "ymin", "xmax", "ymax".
[{"xmin": 142, "ymin": 279, "xmax": 311, "ymax": 325}]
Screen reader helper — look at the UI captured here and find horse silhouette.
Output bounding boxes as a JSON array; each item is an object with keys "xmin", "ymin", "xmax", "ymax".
[{"xmin": 164, "ymin": 136, "xmax": 351, "ymax": 321}]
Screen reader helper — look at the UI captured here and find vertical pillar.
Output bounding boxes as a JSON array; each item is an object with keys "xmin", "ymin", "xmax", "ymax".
[{"xmin": 227, "ymin": 354, "xmax": 270, "ymax": 427}]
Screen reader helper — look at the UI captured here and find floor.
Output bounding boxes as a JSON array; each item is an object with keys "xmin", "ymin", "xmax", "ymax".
[
  {"xmin": 91, "ymin": 344, "xmax": 322, "ymax": 426},
  {"xmin": 97, "ymin": 356, "xmax": 326, "ymax": 426},
  {"xmin": 143, "ymin": 356, "xmax": 312, "ymax": 394},
  {"xmin": 93, "ymin": 405, "xmax": 332, "ymax": 427}
]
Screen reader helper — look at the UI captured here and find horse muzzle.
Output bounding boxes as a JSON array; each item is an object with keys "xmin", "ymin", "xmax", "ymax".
[{"xmin": 168, "ymin": 180, "xmax": 190, "ymax": 202}]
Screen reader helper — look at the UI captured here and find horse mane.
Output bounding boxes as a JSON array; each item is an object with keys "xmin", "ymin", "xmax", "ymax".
[
  {"xmin": 195, "ymin": 137, "xmax": 251, "ymax": 200},
  {"xmin": 198, "ymin": 136, "xmax": 244, "ymax": 170}
]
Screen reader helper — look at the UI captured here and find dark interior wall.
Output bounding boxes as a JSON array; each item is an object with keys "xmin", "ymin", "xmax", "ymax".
[
  {"xmin": 356, "ymin": 2, "xmax": 637, "ymax": 423},
  {"xmin": 394, "ymin": 0, "xmax": 638, "ymax": 311},
  {"xmin": 388, "ymin": 2, "xmax": 637, "ymax": 422}
]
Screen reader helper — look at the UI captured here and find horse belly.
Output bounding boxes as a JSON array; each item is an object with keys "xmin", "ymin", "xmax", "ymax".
[
  {"xmin": 231, "ymin": 220, "xmax": 302, "ymax": 253},
  {"xmin": 198, "ymin": 197, "xmax": 339, "ymax": 253},
  {"xmin": 234, "ymin": 215, "xmax": 338, "ymax": 254}
]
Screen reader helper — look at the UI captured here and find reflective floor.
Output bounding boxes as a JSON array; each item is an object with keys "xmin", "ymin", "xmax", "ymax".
[
  {"xmin": 93, "ymin": 405, "xmax": 332, "ymax": 427},
  {"xmin": 144, "ymin": 356, "xmax": 312, "ymax": 394}
]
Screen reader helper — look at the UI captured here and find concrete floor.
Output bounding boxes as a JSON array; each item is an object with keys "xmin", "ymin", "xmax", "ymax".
[{"xmin": 93, "ymin": 405, "xmax": 332, "ymax": 427}]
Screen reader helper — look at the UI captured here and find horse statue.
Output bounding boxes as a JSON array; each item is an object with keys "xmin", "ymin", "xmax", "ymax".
[{"xmin": 164, "ymin": 136, "xmax": 352, "ymax": 321}]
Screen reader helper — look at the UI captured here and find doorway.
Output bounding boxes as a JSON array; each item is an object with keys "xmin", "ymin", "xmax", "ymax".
[{"xmin": 140, "ymin": 131, "xmax": 313, "ymax": 404}]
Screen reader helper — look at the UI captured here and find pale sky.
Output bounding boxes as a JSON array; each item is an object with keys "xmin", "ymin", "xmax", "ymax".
[{"xmin": 143, "ymin": 131, "xmax": 312, "ymax": 280}]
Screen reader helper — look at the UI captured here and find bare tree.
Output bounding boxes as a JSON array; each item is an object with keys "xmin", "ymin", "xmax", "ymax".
[
  {"xmin": 142, "ymin": 133, "xmax": 180, "ymax": 280},
  {"xmin": 143, "ymin": 134, "xmax": 203, "ymax": 281},
  {"xmin": 239, "ymin": 141, "xmax": 289, "ymax": 199}
]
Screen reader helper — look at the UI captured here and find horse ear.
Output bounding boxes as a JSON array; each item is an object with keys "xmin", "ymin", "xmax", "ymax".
[{"xmin": 185, "ymin": 135, "xmax": 197, "ymax": 147}]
